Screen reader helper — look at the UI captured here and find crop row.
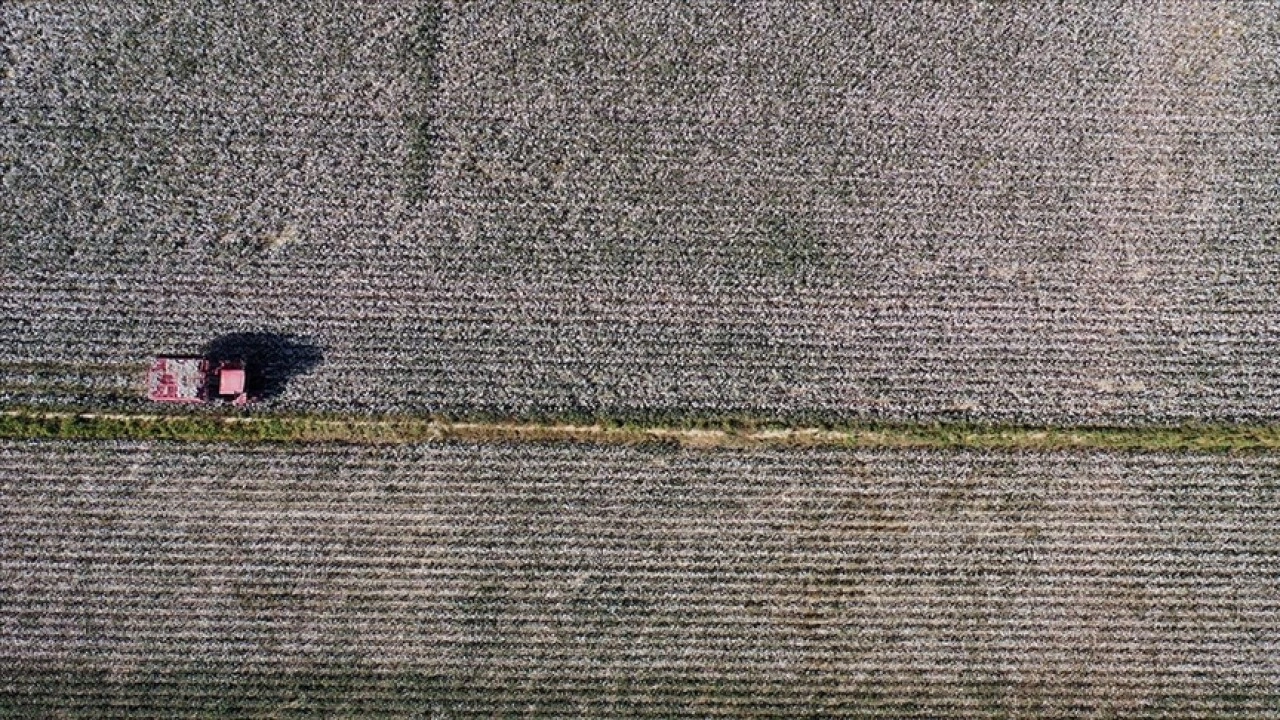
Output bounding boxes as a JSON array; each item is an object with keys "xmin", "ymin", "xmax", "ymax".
[{"xmin": 2, "ymin": 439, "xmax": 1279, "ymax": 715}]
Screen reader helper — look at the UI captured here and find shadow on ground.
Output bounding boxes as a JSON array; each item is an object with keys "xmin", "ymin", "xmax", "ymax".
[
  {"xmin": 404, "ymin": 1, "xmax": 444, "ymax": 201},
  {"xmin": 202, "ymin": 332, "xmax": 324, "ymax": 401}
]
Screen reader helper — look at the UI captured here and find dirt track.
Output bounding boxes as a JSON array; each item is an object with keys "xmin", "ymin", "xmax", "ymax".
[{"xmin": 6, "ymin": 407, "xmax": 1280, "ymax": 452}]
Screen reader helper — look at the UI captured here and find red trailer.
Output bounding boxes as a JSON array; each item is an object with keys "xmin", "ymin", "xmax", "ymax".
[{"xmin": 147, "ymin": 356, "xmax": 250, "ymax": 406}]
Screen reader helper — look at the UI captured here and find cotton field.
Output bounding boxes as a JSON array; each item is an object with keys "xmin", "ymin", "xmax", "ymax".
[
  {"xmin": 2, "ymin": 439, "xmax": 1278, "ymax": 716},
  {"xmin": 7, "ymin": 3, "xmax": 1280, "ymax": 717},
  {"xmin": 1, "ymin": 1, "xmax": 1278, "ymax": 423}
]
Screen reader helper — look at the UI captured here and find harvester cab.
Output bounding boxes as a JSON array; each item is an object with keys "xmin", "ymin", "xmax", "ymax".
[{"xmin": 147, "ymin": 356, "xmax": 251, "ymax": 406}]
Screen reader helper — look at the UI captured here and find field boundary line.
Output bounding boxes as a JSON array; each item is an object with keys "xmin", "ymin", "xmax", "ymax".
[{"xmin": 3, "ymin": 408, "xmax": 1280, "ymax": 453}]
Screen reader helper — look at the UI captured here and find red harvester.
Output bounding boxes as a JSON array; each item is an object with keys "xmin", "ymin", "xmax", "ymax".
[{"xmin": 147, "ymin": 356, "xmax": 250, "ymax": 406}]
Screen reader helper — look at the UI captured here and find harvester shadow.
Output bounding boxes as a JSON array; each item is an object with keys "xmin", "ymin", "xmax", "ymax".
[{"xmin": 202, "ymin": 332, "xmax": 324, "ymax": 402}]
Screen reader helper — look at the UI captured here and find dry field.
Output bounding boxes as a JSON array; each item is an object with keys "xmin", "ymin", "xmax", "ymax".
[
  {"xmin": 2, "ymin": 439, "xmax": 1279, "ymax": 717},
  {"xmin": 2, "ymin": 1, "xmax": 1279, "ymax": 423}
]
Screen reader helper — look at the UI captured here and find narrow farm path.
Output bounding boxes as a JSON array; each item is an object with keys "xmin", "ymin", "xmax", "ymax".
[{"xmin": 2, "ymin": 408, "xmax": 1278, "ymax": 453}]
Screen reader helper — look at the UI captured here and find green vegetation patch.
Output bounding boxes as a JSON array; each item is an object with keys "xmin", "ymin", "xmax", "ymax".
[{"xmin": 3, "ymin": 408, "xmax": 1280, "ymax": 453}]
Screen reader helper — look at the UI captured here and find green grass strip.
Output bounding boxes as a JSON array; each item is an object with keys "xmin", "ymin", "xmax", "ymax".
[{"xmin": 3, "ymin": 408, "xmax": 1280, "ymax": 453}]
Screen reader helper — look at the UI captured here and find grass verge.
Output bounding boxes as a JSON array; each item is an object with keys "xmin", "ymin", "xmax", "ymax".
[{"xmin": 2, "ymin": 408, "xmax": 1280, "ymax": 453}]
